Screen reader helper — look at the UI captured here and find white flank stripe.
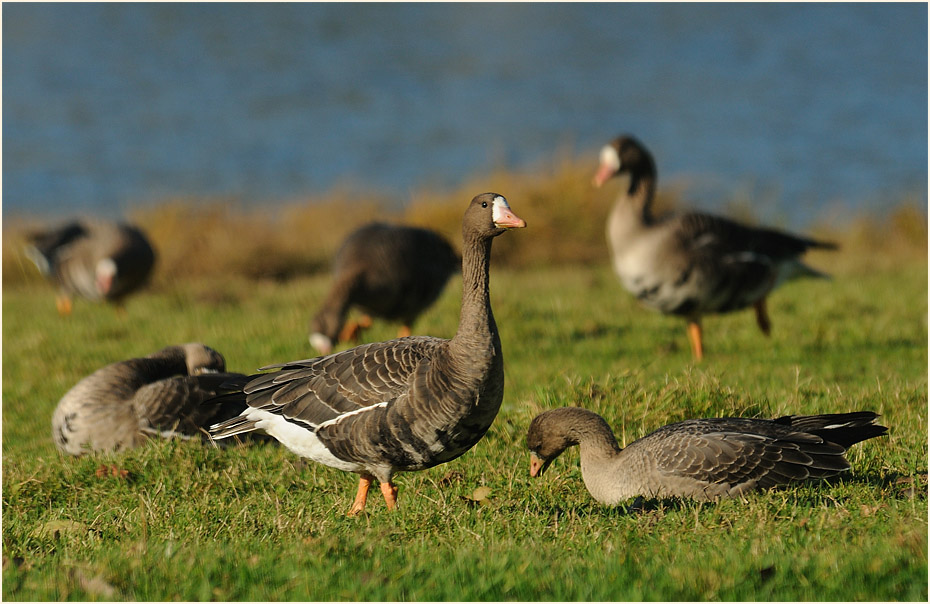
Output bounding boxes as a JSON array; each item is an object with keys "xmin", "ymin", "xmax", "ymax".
[{"xmin": 318, "ymin": 402, "xmax": 389, "ymax": 429}]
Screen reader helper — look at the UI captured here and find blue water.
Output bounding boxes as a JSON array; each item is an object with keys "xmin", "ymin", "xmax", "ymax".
[{"xmin": 3, "ymin": 3, "xmax": 927, "ymax": 226}]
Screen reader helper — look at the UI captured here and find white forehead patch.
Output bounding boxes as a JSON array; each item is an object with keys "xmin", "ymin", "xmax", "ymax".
[
  {"xmin": 599, "ymin": 145, "xmax": 620, "ymax": 171},
  {"xmin": 96, "ymin": 257, "xmax": 117, "ymax": 278},
  {"xmin": 491, "ymin": 195, "xmax": 510, "ymax": 222}
]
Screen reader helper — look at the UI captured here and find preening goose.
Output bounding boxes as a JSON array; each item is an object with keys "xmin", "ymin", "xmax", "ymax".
[
  {"xmin": 52, "ymin": 344, "xmax": 249, "ymax": 456},
  {"xmin": 594, "ymin": 135, "xmax": 837, "ymax": 360},
  {"xmin": 309, "ymin": 222, "xmax": 460, "ymax": 354},
  {"xmin": 25, "ymin": 219, "xmax": 156, "ymax": 315},
  {"xmin": 211, "ymin": 193, "xmax": 526, "ymax": 515},
  {"xmin": 527, "ymin": 407, "xmax": 886, "ymax": 505}
]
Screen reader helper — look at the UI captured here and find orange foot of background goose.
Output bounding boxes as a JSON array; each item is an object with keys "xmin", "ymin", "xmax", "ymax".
[
  {"xmin": 338, "ymin": 315, "xmax": 374, "ymax": 343},
  {"xmin": 687, "ymin": 321, "xmax": 704, "ymax": 361},
  {"xmin": 56, "ymin": 294, "xmax": 73, "ymax": 316}
]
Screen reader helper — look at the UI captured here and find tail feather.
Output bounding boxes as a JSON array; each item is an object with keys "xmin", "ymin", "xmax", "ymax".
[
  {"xmin": 202, "ymin": 373, "xmax": 260, "ymax": 440},
  {"xmin": 210, "ymin": 415, "xmax": 260, "ymax": 440},
  {"xmin": 794, "ymin": 263, "xmax": 832, "ymax": 280},
  {"xmin": 774, "ymin": 412, "xmax": 888, "ymax": 449},
  {"xmin": 806, "ymin": 238, "xmax": 839, "ymax": 251}
]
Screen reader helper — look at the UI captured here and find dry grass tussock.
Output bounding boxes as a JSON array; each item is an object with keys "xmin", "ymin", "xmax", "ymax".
[{"xmin": 2, "ymin": 158, "xmax": 925, "ymax": 287}]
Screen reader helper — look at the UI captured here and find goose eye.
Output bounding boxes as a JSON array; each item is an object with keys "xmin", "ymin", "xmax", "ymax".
[{"xmin": 481, "ymin": 201, "xmax": 488, "ymax": 208}]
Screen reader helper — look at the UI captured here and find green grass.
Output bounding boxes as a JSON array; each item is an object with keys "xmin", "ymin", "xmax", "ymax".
[{"xmin": 3, "ymin": 255, "xmax": 927, "ymax": 600}]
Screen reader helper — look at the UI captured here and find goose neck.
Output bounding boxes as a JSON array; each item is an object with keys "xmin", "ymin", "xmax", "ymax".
[
  {"xmin": 573, "ymin": 419, "xmax": 623, "ymax": 462},
  {"xmin": 450, "ymin": 235, "xmax": 497, "ymax": 359},
  {"xmin": 627, "ymin": 173, "xmax": 657, "ymax": 224},
  {"xmin": 314, "ymin": 273, "xmax": 356, "ymax": 339},
  {"xmin": 141, "ymin": 348, "xmax": 193, "ymax": 378}
]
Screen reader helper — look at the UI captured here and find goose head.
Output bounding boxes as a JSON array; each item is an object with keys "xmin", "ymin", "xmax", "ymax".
[
  {"xmin": 527, "ymin": 407, "xmax": 615, "ymax": 477},
  {"xmin": 95, "ymin": 258, "xmax": 118, "ymax": 296},
  {"xmin": 592, "ymin": 135, "xmax": 656, "ymax": 188},
  {"xmin": 179, "ymin": 343, "xmax": 227, "ymax": 375},
  {"xmin": 462, "ymin": 193, "xmax": 526, "ymax": 242}
]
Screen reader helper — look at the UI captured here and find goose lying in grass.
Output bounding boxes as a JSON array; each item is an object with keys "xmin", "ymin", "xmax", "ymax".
[
  {"xmin": 52, "ymin": 344, "xmax": 248, "ymax": 455},
  {"xmin": 25, "ymin": 219, "xmax": 156, "ymax": 315},
  {"xmin": 211, "ymin": 193, "xmax": 526, "ymax": 515},
  {"xmin": 309, "ymin": 222, "xmax": 460, "ymax": 355},
  {"xmin": 593, "ymin": 135, "xmax": 837, "ymax": 360},
  {"xmin": 527, "ymin": 407, "xmax": 886, "ymax": 504}
]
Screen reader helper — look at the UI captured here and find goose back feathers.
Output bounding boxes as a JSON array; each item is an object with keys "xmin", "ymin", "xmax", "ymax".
[
  {"xmin": 309, "ymin": 222, "xmax": 460, "ymax": 354},
  {"xmin": 211, "ymin": 193, "xmax": 526, "ymax": 514},
  {"xmin": 527, "ymin": 407, "xmax": 886, "ymax": 504},
  {"xmin": 25, "ymin": 219, "xmax": 156, "ymax": 314},
  {"xmin": 52, "ymin": 344, "xmax": 248, "ymax": 455},
  {"xmin": 595, "ymin": 135, "xmax": 837, "ymax": 359}
]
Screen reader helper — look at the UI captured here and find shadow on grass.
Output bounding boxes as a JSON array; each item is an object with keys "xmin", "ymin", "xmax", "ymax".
[
  {"xmin": 841, "ymin": 469, "xmax": 929, "ymax": 500},
  {"xmin": 513, "ymin": 471, "xmax": 926, "ymax": 519}
]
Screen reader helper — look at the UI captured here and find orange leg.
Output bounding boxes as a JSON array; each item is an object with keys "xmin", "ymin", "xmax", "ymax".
[
  {"xmin": 687, "ymin": 320, "xmax": 704, "ymax": 361},
  {"xmin": 754, "ymin": 298, "xmax": 772, "ymax": 336},
  {"xmin": 347, "ymin": 475, "xmax": 373, "ymax": 517},
  {"xmin": 380, "ymin": 481, "xmax": 398, "ymax": 511},
  {"xmin": 338, "ymin": 315, "xmax": 375, "ymax": 343},
  {"xmin": 397, "ymin": 325, "xmax": 412, "ymax": 338},
  {"xmin": 338, "ymin": 320, "xmax": 360, "ymax": 343},
  {"xmin": 56, "ymin": 295, "xmax": 73, "ymax": 316}
]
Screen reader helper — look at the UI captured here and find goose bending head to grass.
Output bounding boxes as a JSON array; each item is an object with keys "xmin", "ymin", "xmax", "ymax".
[
  {"xmin": 527, "ymin": 407, "xmax": 886, "ymax": 505},
  {"xmin": 210, "ymin": 193, "xmax": 526, "ymax": 516},
  {"xmin": 25, "ymin": 219, "xmax": 156, "ymax": 315},
  {"xmin": 309, "ymin": 222, "xmax": 460, "ymax": 355},
  {"xmin": 594, "ymin": 135, "xmax": 837, "ymax": 360},
  {"xmin": 52, "ymin": 344, "xmax": 249, "ymax": 456}
]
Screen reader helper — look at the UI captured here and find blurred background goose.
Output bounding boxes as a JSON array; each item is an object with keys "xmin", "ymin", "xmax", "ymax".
[
  {"xmin": 211, "ymin": 193, "xmax": 525, "ymax": 515},
  {"xmin": 308, "ymin": 222, "xmax": 460, "ymax": 355},
  {"xmin": 527, "ymin": 407, "xmax": 886, "ymax": 505},
  {"xmin": 593, "ymin": 135, "xmax": 837, "ymax": 360},
  {"xmin": 52, "ymin": 343, "xmax": 249, "ymax": 456},
  {"xmin": 25, "ymin": 219, "xmax": 156, "ymax": 315}
]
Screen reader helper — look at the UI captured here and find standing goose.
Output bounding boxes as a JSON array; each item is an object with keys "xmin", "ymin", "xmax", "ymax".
[
  {"xmin": 594, "ymin": 135, "xmax": 837, "ymax": 360},
  {"xmin": 527, "ymin": 407, "xmax": 886, "ymax": 505},
  {"xmin": 211, "ymin": 193, "xmax": 526, "ymax": 515},
  {"xmin": 52, "ymin": 344, "xmax": 249, "ymax": 456},
  {"xmin": 25, "ymin": 219, "xmax": 156, "ymax": 315},
  {"xmin": 309, "ymin": 222, "xmax": 460, "ymax": 355}
]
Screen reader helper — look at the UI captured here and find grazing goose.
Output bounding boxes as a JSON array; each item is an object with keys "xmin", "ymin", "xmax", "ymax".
[
  {"xmin": 25, "ymin": 219, "xmax": 156, "ymax": 315},
  {"xmin": 527, "ymin": 407, "xmax": 886, "ymax": 505},
  {"xmin": 52, "ymin": 344, "xmax": 249, "ymax": 456},
  {"xmin": 309, "ymin": 222, "xmax": 460, "ymax": 355},
  {"xmin": 211, "ymin": 193, "xmax": 526, "ymax": 515},
  {"xmin": 593, "ymin": 135, "xmax": 837, "ymax": 360}
]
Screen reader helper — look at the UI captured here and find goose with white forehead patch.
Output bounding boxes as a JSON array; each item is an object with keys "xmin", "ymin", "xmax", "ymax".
[
  {"xmin": 594, "ymin": 135, "xmax": 837, "ymax": 360},
  {"xmin": 527, "ymin": 407, "xmax": 886, "ymax": 505},
  {"xmin": 24, "ymin": 219, "xmax": 156, "ymax": 315},
  {"xmin": 210, "ymin": 193, "xmax": 526, "ymax": 515}
]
